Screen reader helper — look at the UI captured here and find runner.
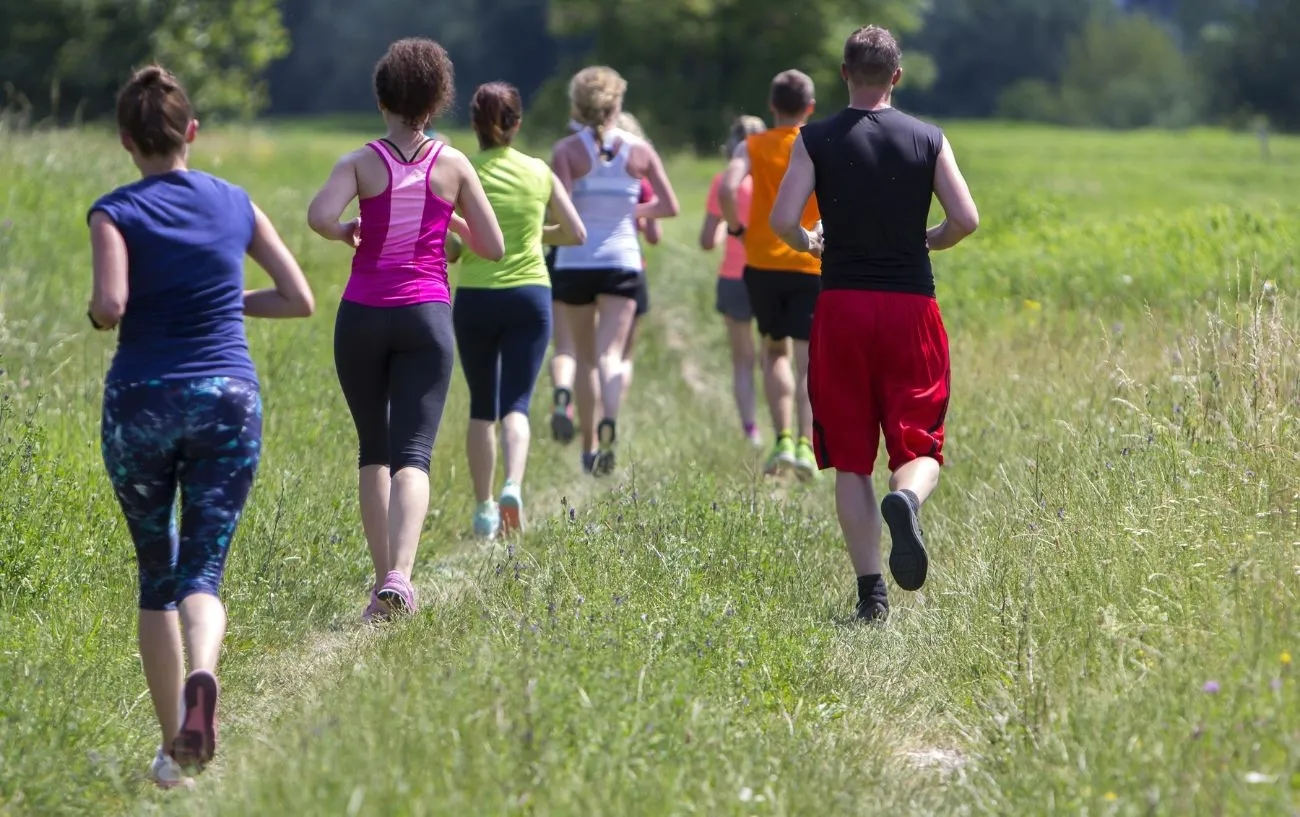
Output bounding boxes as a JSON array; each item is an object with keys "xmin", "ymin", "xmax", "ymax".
[
  {"xmin": 769, "ymin": 25, "xmax": 979, "ymax": 620},
  {"xmin": 545, "ymin": 118, "xmax": 585, "ymax": 446},
  {"xmin": 612, "ymin": 111, "xmax": 661, "ymax": 409},
  {"xmin": 551, "ymin": 66, "xmax": 679, "ymax": 476},
  {"xmin": 88, "ymin": 65, "xmax": 315, "ymax": 788},
  {"xmin": 701, "ymin": 115, "xmax": 768, "ymax": 447},
  {"xmin": 307, "ymin": 38, "xmax": 504, "ymax": 619},
  {"xmin": 718, "ymin": 70, "xmax": 822, "ymax": 481},
  {"xmin": 453, "ymin": 82, "xmax": 586, "ymax": 539}
]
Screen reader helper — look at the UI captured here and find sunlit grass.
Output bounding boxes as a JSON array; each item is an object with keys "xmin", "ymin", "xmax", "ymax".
[{"xmin": 0, "ymin": 121, "xmax": 1297, "ymax": 816}]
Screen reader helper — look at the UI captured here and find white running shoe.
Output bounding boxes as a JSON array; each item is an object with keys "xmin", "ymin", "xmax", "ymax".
[{"xmin": 151, "ymin": 747, "xmax": 195, "ymax": 790}]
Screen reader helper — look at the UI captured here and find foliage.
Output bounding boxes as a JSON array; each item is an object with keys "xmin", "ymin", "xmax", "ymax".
[
  {"xmin": 539, "ymin": 0, "xmax": 932, "ymax": 151},
  {"xmin": 998, "ymin": 12, "xmax": 1199, "ymax": 130},
  {"xmin": 0, "ymin": 0, "xmax": 288, "ymax": 123}
]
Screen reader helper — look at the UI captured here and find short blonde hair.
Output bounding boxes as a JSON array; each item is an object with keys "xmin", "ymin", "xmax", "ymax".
[
  {"xmin": 569, "ymin": 66, "xmax": 627, "ymax": 148},
  {"xmin": 614, "ymin": 111, "xmax": 646, "ymax": 141},
  {"xmin": 724, "ymin": 114, "xmax": 766, "ymax": 157}
]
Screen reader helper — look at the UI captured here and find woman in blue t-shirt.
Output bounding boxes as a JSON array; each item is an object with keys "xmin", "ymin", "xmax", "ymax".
[{"xmin": 87, "ymin": 65, "xmax": 314, "ymax": 789}]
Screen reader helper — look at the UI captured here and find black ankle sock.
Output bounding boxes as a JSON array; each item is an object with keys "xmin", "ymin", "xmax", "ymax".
[
  {"xmin": 554, "ymin": 386, "xmax": 572, "ymax": 405},
  {"xmin": 857, "ymin": 573, "xmax": 886, "ymax": 603}
]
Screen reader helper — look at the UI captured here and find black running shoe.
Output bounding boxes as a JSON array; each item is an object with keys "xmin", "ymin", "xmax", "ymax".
[
  {"xmin": 551, "ymin": 388, "xmax": 575, "ymax": 444},
  {"xmin": 592, "ymin": 418, "xmax": 617, "ymax": 477},
  {"xmin": 882, "ymin": 490, "xmax": 929, "ymax": 591}
]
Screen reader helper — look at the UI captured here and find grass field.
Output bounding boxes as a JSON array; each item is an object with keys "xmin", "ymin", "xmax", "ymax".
[{"xmin": 1, "ymin": 119, "xmax": 1299, "ymax": 816}]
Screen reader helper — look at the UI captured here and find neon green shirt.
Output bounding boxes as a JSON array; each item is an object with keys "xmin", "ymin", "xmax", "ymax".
[{"xmin": 458, "ymin": 146, "xmax": 552, "ymax": 290}]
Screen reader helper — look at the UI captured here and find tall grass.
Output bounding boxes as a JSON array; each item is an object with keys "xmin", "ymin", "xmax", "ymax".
[{"xmin": 0, "ymin": 123, "xmax": 1297, "ymax": 815}]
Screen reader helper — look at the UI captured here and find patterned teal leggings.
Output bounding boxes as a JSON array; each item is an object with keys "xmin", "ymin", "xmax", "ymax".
[{"xmin": 101, "ymin": 377, "xmax": 262, "ymax": 611}]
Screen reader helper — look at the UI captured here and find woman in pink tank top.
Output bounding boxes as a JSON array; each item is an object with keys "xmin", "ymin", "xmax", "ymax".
[
  {"xmin": 699, "ymin": 115, "xmax": 767, "ymax": 448},
  {"xmin": 308, "ymin": 38, "xmax": 504, "ymax": 622}
]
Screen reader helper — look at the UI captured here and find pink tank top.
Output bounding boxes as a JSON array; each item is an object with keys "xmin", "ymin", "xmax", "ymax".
[{"xmin": 344, "ymin": 140, "xmax": 454, "ymax": 307}]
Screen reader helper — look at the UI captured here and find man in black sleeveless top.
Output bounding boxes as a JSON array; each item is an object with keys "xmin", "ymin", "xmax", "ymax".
[{"xmin": 769, "ymin": 25, "xmax": 979, "ymax": 621}]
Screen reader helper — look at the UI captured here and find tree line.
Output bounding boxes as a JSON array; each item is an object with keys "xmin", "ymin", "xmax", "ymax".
[{"xmin": 1, "ymin": 0, "xmax": 1296, "ymax": 151}]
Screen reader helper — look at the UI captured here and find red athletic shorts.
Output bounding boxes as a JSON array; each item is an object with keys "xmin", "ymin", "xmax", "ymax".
[{"xmin": 808, "ymin": 290, "xmax": 950, "ymax": 475}]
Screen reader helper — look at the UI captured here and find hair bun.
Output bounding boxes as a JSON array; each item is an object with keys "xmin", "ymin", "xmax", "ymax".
[{"xmin": 135, "ymin": 65, "xmax": 175, "ymax": 91}]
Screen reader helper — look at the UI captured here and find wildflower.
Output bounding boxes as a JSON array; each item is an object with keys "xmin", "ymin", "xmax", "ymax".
[
  {"xmin": 739, "ymin": 787, "xmax": 754, "ymax": 802},
  {"xmin": 1271, "ymin": 679, "xmax": 1282, "ymax": 692},
  {"xmin": 1104, "ymin": 792, "xmax": 1117, "ymax": 801},
  {"xmin": 1282, "ymin": 652, "xmax": 1292, "ymax": 665},
  {"xmin": 1023, "ymin": 299, "xmax": 1042, "ymax": 311},
  {"xmin": 1202, "ymin": 681, "xmax": 1220, "ymax": 693}
]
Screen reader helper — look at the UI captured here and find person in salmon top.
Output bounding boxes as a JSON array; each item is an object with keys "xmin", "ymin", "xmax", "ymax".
[
  {"xmin": 769, "ymin": 26, "xmax": 979, "ymax": 621},
  {"xmin": 308, "ymin": 38, "xmax": 505, "ymax": 621},
  {"xmin": 701, "ymin": 115, "xmax": 767, "ymax": 448},
  {"xmin": 550, "ymin": 66, "xmax": 680, "ymax": 477},
  {"xmin": 88, "ymin": 65, "xmax": 314, "ymax": 789},
  {"xmin": 452, "ymin": 81, "xmax": 586, "ymax": 541},
  {"xmin": 718, "ymin": 70, "xmax": 823, "ymax": 481}
]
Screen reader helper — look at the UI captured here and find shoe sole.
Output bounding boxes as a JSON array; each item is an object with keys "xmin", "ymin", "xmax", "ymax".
[
  {"xmin": 377, "ymin": 575, "xmax": 417, "ymax": 615},
  {"xmin": 592, "ymin": 449, "xmax": 616, "ymax": 477},
  {"xmin": 793, "ymin": 459, "xmax": 818, "ymax": 482},
  {"xmin": 764, "ymin": 453, "xmax": 796, "ymax": 477},
  {"xmin": 500, "ymin": 495, "xmax": 523, "ymax": 535},
  {"xmin": 882, "ymin": 492, "xmax": 929, "ymax": 591},
  {"xmin": 171, "ymin": 670, "xmax": 218, "ymax": 772},
  {"xmin": 551, "ymin": 411, "xmax": 575, "ymax": 444}
]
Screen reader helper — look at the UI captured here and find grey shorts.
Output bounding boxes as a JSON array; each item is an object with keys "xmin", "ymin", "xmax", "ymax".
[{"xmin": 715, "ymin": 277, "xmax": 753, "ymax": 322}]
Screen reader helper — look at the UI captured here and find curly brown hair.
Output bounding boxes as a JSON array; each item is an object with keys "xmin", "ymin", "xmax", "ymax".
[
  {"xmin": 116, "ymin": 65, "xmax": 193, "ymax": 157},
  {"xmin": 373, "ymin": 38, "xmax": 455, "ymax": 128}
]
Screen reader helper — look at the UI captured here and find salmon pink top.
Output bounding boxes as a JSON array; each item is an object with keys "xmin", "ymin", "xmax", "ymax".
[
  {"xmin": 344, "ymin": 140, "xmax": 454, "ymax": 307},
  {"xmin": 706, "ymin": 172, "xmax": 752, "ymax": 281}
]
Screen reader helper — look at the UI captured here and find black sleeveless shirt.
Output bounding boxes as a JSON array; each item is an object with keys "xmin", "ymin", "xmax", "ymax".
[{"xmin": 801, "ymin": 107, "xmax": 943, "ymax": 296}]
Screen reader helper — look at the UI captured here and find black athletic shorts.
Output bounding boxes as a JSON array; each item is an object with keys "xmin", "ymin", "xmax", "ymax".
[
  {"xmin": 634, "ymin": 276, "xmax": 649, "ymax": 317},
  {"xmin": 742, "ymin": 266, "xmax": 822, "ymax": 341},
  {"xmin": 552, "ymin": 267, "xmax": 642, "ymax": 306}
]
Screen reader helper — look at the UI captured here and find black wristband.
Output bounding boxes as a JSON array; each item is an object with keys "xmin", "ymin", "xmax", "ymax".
[
  {"xmin": 727, "ymin": 224, "xmax": 745, "ymax": 238},
  {"xmin": 87, "ymin": 310, "xmax": 105, "ymax": 330}
]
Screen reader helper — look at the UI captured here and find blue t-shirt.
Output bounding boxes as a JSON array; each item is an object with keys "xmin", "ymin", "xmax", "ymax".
[{"xmin": 88, "ymin": 171, "xmax": 258, "ymax": 385}]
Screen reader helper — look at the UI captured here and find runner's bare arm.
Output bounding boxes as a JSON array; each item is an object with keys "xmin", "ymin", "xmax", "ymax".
[
  {"xmin": 551, "ymin": 140, "xmax": 575, "ymax": 193},
  {"xmin": 544, "ymin": 172, "xmax": 587, "ymax": 246},
  {"xmin": 88, "ymin": 211, "xmax": 128, "ymax": 330},
  {"xmin": 245, "ymin": 203, "xmax": 316, "ymax": 318},
  {"xmin": 770, "ymin": 136, "xmax": 823, "ymax": 258},
  {"xmin": 451, "ymin": 150, "xmax": 505, "ymax": 262},
  {"xmin": 640, "ymin": 217, "xmax": 662, "ymax": 245},
  {"xmin": 717, "ymin": 143, "xmax": 750, "ymax": 233},
  {"xmin": 926, "ymin": 136, "xmax": 979, "ymax": 251},
  {"xmin": 307, "ymin": 153, "xmax": 362, "ymax": 246},
  {"xmin": 699, "ymin": 212, "xmax": 726, "ymax": 251},
  {"xmin": 635, "ymin": 145, "xmax": 680, "ymax": 220}
]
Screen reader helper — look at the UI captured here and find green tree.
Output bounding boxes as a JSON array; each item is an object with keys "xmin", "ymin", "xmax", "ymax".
[
  {"xmin": 542, "ymin": 0, "xmax": 932, "ymax": 152},
  {"xmin": 0, "ymin": 0, "xmax": 287, "ymax": 124},
  {"xmin": 1005, "ymin": 12, "xmax": 1198, "ymax": 129}
]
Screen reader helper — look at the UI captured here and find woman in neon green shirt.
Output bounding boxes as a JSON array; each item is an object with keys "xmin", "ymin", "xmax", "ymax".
[{"xmin": 452, "ymin": 82, "xmax": 586, "ymax": 539}]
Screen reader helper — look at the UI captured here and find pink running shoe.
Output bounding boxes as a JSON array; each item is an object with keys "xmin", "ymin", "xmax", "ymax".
[
  {"xmin": 171, "ymin": 669, "xmax": 219, "ymax": 772},
  {"xmin": 376, "ymin": 570, "xmax": 417, "ymax": 615}
]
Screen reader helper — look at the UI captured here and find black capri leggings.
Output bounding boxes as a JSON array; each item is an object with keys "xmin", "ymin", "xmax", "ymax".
[
  {"xmin": 452, "ymin": 285, "xmax": 552, "ymax": 422},
  {"xmin": 333, "ymin": 299, "xmax": 455, "ymax": 473}
]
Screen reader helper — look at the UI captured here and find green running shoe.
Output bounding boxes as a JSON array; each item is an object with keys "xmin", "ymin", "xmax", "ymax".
[
  {"xmin": 764, "ymin": 433, "xmax": 796, "ymax": 477},
  {"xmin": 794, "ymin": 436, "xmax": 819, "ymax": 482}
]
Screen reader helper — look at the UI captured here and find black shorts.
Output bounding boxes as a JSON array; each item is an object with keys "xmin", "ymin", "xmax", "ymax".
[
  {"xmin": 742, "ymin": 266, "xmax": 822, "ymax": 341},
  {"xmin": 552, "ymin": 268, "xmax": 641, "ymax": 306},
  {"xmin": 634, "ymin": 275, "xmax": 649, "ymax": 317}
]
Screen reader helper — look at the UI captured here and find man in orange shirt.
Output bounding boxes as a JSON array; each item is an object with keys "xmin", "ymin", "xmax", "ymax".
[{"xmin": 718, "ymin": 70, "xmax": 822, "ymax": 480}]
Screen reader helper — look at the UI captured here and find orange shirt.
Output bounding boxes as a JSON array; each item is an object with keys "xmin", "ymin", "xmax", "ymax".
[{"xmin": 743, "ymin": 126, "xmax": 821, "ymax": 274}]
